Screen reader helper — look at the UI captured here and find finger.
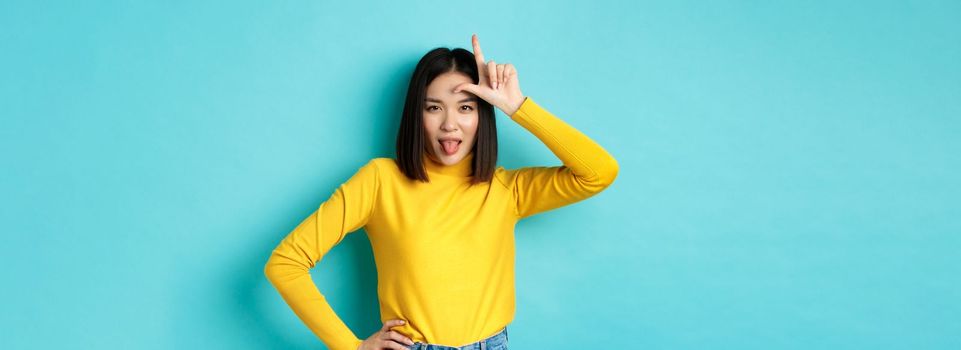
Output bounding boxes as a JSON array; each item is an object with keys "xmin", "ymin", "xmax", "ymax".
[
  {"xmin": 505, "ymin": 63, "xmax": 517, "ymax": 85},
  {"xmin": 505, "ymin": 63, "xmax": 516, "ymax": 80},
  {"xmin": 496, "ymin": 64, "xmax": 505, "ymax": 88},
  {"xmin": 453, "ymin": 82, "xmax": 483, "ymax": 97},
  {"xmin": 476, "ymin": 63, "xmax": 487, "ymax": 86},
  {"xmin": 381, "ymin": 339, "xmax": 411, "ymax": 350},
  {"xmin": 384, "ymin": 330, "xmax": 415, "ymax": 346},
  {"xmin": 487, "ymin": 60, "xmax": 497, "ymax": 90},
  {"xmin": 471, "ymin": 34, "xmax": 485, "ymax": 66},
  {"xmin": 381, "ymin": 319, "xmax": 405, "ymax": 332}
]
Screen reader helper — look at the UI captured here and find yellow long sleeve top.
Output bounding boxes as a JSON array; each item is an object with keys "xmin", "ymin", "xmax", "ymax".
[{"xmin": 264, "ymin": 96, "xmax": 619, "ymax": 350}]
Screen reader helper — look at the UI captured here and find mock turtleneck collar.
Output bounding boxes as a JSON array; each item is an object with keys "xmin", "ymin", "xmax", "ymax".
[{"xmin": 423, "ymin": 151, "xmax": 474, "ymax": 178}]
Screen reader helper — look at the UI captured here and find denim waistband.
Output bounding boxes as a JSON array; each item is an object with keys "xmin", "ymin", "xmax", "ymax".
[{"xmin": 407, "ymin": 327, "xmax": 508, "ymax": 350}]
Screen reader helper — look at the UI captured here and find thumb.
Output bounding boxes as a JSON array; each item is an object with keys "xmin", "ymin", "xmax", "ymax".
[{"xmin": 453, "ymin": 82, "xmax": 483, "ymax": 97}]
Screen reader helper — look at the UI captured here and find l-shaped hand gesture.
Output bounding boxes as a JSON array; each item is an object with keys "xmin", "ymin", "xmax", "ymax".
[{"xmin": 454, "ymin": 34, "xmax": 526, "ymax": 116}]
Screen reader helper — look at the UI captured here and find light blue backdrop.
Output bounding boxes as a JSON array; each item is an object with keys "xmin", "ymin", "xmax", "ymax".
[{"xmin": 2, "ymin": 1, "xmax": 958, "ymax": 349}]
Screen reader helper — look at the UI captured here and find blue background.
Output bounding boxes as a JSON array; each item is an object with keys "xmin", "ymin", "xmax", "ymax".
[{"xmin": 2, "ymin": 1, "xmax": 959, "ymax": 349}]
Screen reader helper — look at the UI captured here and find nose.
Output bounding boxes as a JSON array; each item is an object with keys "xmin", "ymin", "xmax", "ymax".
[{"xmin": 441, "ymin": 112, "xmax": 458, "ymax": 131}]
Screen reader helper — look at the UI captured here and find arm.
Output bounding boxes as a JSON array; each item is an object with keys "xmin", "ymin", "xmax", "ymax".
[
  {"xmin": 508, "ymin": 97, "xmax": 619, "ymax": 219},
  {"xmin": 263, "ymin": 159, "xmax": 380, "ymax": 350},
  {"xmin": 448, "ymin": 35, "xmax": 619, "ymax": 219}
]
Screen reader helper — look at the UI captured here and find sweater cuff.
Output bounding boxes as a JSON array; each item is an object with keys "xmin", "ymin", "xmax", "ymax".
[{"xmin": 508, "ymin": 96, "xmax": 535, "ymax": 120}]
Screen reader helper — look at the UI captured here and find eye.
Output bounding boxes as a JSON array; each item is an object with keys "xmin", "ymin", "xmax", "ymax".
[
  {"xmin": 426, "ymin": 105, "xmax": 439, "ymax": 111},
  {"xmin": 460, "ymin": 105, "xmax": 474, "ymax": 111}
]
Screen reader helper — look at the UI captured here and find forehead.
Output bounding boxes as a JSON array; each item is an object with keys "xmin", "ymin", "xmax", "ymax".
[{"xmin": 426, "ymin": 72, "xmax": 474, "ymax": 101}]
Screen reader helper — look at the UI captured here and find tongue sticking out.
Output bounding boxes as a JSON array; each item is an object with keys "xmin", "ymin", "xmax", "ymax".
[{"xmin": 441, "ymin": 140, "xmax": 460, "ymax": 155}]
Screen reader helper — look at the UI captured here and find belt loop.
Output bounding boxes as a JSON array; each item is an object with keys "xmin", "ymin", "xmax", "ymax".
[{"xmin": 480, "ymin": 340, "xmax": 486, "ymax": 350}]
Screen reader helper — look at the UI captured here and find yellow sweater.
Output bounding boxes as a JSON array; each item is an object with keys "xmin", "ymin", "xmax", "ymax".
[{"xmin": 264, "ymin": 96, "xmax": 619, "ymax": 350}]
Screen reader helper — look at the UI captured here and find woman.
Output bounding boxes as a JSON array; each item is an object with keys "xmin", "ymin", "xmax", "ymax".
[{"xmin": 264, "ymin": 34, "xmax": 619, "ymax": 350}]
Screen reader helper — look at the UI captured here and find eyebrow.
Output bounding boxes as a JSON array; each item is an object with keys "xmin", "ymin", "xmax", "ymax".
[{"xmin": 425, "ymin": 97, "xmax": 478, "ymax": 103}]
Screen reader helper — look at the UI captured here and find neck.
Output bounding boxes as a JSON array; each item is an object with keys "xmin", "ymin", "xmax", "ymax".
[{"xmin": 423, "ymin": 151, "xmax": 474, "ymax": 178}]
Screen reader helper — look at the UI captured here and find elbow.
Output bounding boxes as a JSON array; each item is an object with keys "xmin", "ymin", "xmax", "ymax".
[
  {"xmin": 578, "ymin": 156, "xmax": 619, "ymax": 194},
  {"xmin": 264, "ymin": 252, "xmax": 297, "ymax": 285},
  {"xmin": 263, "ymin": 251, "xmax": 306, "ymax": 285},
  {"xmin": 264, "ymin": 255, "xmax": 279, "ymax": 284},
  {"xmin": 595, "ymin": 156, "xmax": 619, "ymax": 190}
]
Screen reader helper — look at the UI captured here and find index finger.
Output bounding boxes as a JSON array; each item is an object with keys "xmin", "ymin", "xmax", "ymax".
[
  {"xmin": 381, "ymin": 319, "xmax": 405, "ymax": 331},
  {"xmin": 471, "ymin": 34, "xmax": 485, "ymax": 65}
]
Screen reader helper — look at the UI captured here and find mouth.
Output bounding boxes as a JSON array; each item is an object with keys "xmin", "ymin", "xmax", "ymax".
[{"xmin": 437, "ymin": 137, "xmax": 462, "ymax": 156}]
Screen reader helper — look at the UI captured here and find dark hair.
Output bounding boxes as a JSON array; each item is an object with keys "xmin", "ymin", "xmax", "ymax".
[{"xmin": 394, "ymin": 47, "xmax": 497, "ymax": 185}]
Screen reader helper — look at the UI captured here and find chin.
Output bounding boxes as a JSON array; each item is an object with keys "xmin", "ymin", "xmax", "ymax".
[
  {"xmin": 432, "ymin": 150, "xmax": 464, "ymax": 164},
  {"xmin": 438, "ymin": 154, "xmax": 462, "ymax": 165}
]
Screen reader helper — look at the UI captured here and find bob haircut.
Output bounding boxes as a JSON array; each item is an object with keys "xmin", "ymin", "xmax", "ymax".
[{"xmin": 395, "ymin": 47, "xmax": 498, "ymax": 185}]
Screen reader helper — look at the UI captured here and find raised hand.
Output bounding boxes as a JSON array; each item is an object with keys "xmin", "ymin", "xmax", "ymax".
[{"xmin": 453, "ymin": 34, "xmax": 526, "ymax": 116}]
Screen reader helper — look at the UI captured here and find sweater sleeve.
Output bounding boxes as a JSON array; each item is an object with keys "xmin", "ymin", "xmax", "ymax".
[
  {"xmin": 506, "ymin": 97, "xmax": 619, "ymax": 219},
  {"xmin": 263, "ymin": 159, "xmax": 380, "ymax": 350}
]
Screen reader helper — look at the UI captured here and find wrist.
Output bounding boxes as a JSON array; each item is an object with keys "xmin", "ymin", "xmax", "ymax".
[{"xmin": 500, "ymin": 96, "xmax": 526, "ymax": 117}]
